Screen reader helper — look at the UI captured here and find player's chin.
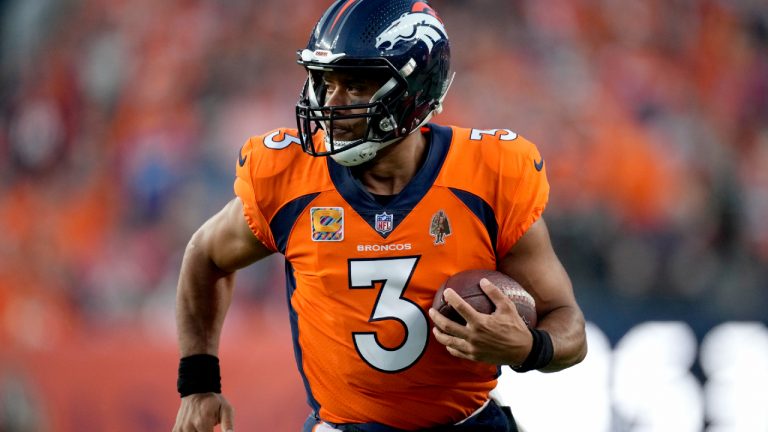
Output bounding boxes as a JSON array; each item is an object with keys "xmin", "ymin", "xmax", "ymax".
[{"xmin": 330, "ymin": 130, "xmax": 362, "ymax": 143}]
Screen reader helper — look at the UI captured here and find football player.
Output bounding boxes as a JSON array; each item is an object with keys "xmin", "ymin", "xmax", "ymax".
[{"xmin": 172, "ymin": 1, "xmax": 587, "ymax": 431}]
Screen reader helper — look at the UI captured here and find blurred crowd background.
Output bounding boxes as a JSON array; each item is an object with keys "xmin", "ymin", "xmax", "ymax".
[{"xmin": 1, "ymin": 0, "xmax": 767, "ymax": 430}]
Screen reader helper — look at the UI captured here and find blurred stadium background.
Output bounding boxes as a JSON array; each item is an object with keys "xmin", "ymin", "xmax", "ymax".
[{"xmin": 1, "ymin": 0, "xmax": 767, "ymax": 430}]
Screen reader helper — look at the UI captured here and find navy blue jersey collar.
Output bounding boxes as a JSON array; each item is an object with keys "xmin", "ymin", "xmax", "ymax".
[{"xmin": 326, "ymin": 124, "xmax": 453, "ymax": 238}]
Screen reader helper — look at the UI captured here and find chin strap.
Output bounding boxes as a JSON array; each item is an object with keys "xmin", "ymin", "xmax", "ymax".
[{"xmin": 329, "ymin": 138, "xmax": 400, "ymax": 166}]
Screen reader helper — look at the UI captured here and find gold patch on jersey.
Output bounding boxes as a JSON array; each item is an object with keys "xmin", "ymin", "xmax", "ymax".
[
  {"xmin": 311, "ymin": 207, "xmax": 344, "ymax": 241},
  {"xmin": 429, "ymin": 209, "xmax": 452, "ymax": 245}
]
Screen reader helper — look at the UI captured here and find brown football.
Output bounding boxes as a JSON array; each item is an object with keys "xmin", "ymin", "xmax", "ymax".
[{"xmin": 432, "ymin": 269, "xmax": 537, "ymax": 327}]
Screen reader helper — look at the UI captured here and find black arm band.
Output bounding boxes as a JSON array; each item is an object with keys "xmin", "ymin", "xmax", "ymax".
[
  {"xmin": 177, "ymin": 354, "xmax": 222, "ymax": 397},
  {"xmin": 512, "ymin": 328, "xmax": 554, "ymax": 373}
]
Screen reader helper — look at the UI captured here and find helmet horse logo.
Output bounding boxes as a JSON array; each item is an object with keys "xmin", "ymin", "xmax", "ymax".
[{"xmin": 375, "ymin": 12, "xmax": 446, "ymax": 53}]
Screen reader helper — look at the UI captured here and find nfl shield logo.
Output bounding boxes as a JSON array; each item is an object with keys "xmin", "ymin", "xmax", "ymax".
[{"xmin": 374, "ymin": 212, "xmax": 394, "ymax": 234}]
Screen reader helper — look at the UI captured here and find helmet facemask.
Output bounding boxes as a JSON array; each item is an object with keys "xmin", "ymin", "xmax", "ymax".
[{"xmin": 296, "ymin": 60, "xmax": 412, "ymax": 166}]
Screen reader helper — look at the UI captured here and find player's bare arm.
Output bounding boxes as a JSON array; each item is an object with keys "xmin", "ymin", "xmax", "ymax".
[
  {"xmin": 498, "ymin": 218, "xmax": 587, "ymax": 371},
  {"xmin": 430, "ymin": 218, "xmax": 587, "ymax": 371},
  {"xmin": 174, "ymin": 197, "xmax": 272, "ymax": 432},
  {"xmin": 177, "ymin": 197, "xmax": 272, "ymax": 356}
]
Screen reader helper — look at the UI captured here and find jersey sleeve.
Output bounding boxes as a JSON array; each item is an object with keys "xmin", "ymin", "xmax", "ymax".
[
  {"xmin": 496, "ymin": 136, "xmax": 550, "ymax": 258},
  {"xmin": 233, "ymin": 136, "xmax": 278, "ymax": 252}
]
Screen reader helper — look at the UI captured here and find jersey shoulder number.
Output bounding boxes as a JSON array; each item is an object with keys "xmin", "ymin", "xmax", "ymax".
[
  {"xmin": 468, "ymin": 128, "xmax": 518, "ymax": 141},
  {"xmin": 261, "ymin": 128, "xmax": 302, "ymax": 150}
]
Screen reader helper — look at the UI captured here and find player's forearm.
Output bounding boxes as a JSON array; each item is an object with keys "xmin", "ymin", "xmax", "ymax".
[
  {"xmin": 176, "ymin": 234, "xmax": 235, "ymax": 357},
  {"xmin": 537, "ymin": 305, "xmax": 587, "ymax": 372}
]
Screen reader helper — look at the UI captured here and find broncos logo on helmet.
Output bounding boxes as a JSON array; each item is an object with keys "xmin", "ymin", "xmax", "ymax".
[{"xmin": 375, "ymin": 13, "xmax": 447, "ymax": 54}]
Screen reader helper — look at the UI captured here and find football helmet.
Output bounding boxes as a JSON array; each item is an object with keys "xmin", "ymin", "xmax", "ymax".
[{"xmin": 296, "ymin": 0, "xmax": 453, "ymax": 166}]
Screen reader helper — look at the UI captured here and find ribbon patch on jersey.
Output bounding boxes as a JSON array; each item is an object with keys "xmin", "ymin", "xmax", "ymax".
[
  {"xmin": 311, "ymin": 207, "xmax": 344, "ymax": 241},
  {"xmin": 429, "ymin": 209, "xmax": 452, "ymax": 245},
  {"xmin": 374, "ymin": 212, "xmax": 394, "ymax": 235}
]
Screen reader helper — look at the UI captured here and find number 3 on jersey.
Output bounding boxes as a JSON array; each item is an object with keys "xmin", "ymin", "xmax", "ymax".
[{"xmin": 349, "ymin": 256, "xmax": 428, "ymax": 373}]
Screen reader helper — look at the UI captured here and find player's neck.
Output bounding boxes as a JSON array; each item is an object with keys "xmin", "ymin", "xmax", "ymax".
[{"xmin": 352, "ymin": 131, "xmax": 428, "ymax": 196}]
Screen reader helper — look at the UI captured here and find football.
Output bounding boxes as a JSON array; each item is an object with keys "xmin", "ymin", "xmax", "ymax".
[{"xmin": 432, "ymin": 269, "xmax": 537, "ymax": 327}]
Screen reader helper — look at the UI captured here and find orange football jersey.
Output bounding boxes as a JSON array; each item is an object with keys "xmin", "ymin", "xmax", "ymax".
[{"xmin": 233, "ymin": 124, "xmax": 548, "ymax": 429}]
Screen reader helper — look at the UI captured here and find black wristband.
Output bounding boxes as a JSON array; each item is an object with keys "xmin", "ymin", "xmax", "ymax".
[
  {"xmin": 177, "ymin": 354, "xmax": 222, "ymax": 397},
  {"xmin": 512, "ymin": 328, "xmax": 554, "ymax": 373}
]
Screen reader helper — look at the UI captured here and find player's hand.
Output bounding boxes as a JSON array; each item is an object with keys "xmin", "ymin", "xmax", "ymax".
[
  {"xmin": 172, "ymin": 392, "xmax": 234, "ymax": 432},
  {"xmin": 429, "ymin": 278, "xmax": 533, "ymax": 366}
]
